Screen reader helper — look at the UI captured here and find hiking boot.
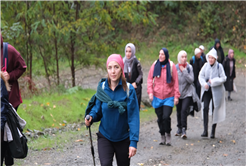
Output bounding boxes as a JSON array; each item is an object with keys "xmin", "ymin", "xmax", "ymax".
[
  {"xmin": 228, "ymin": 96, "xmax": 233, "ymax": 101},
  {"xmin": 201, "ymin": 130, "xmax": 208, "ymax": 137},
  {"xmin": 210, "ymin": 124, "xmax": 217, "ymax": 139},
  {"xmin": 165, "ymin": 133, "xmax": 171, "ymax": 146},
  {"xmin": 159, "ymin": 135, "xmax": 166, "ymax": 145},
  {"xmin": 181, "ymin": 128, "xmax": 187, "ymax": 139},
  {"xmin": 175, "ymin": 128, "xmax": 182, "ymax": 136}
]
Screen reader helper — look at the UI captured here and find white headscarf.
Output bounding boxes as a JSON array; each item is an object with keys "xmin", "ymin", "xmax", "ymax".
[
  {"xmin": 123, "ymin": 43, "xmax": 136, "ymax": 73},
  {"xmin": 177, "ymin": 50, "xmax": 187, "ymax": 64}
]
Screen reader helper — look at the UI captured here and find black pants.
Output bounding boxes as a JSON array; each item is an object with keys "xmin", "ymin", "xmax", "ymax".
[
  {"xmin": 176, "ymin": 97, "xmax": 192, "ymax": 130},
  {"xmin": 202, "ymin": 89, "xmax": 215, "ymax": 130},
  {"xmin": 155, "ymin": 106, "xmax": 173, "ymax": 135},
  {"xmin": 1, "ymin": 106, "xmax": 19, "ymax": 166},
  {"xmin": 135, "ymin": 85, "xmax": 142, "ymax": 110},
  {"xmin": 97, "ymin": 132, "xmax": 130, "ymax": 166}
]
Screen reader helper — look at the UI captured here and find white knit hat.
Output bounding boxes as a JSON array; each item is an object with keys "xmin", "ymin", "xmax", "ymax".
[
  {"xmin": 194, "ymin": 48, "xmax": 201, "ymax": 55},
  {"xmin": 206, "ymin": 48, "xmax": 217, "ymax": 61},
  {"xmin": 177, "ymin": 50, "xmax": 187, "ymax": 63},
  {"xmin": 199, "ymin": 45, "xmax": 205, "ymax": 50}
]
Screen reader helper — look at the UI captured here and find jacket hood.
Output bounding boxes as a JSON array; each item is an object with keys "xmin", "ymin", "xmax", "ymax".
[
  {"xmin": 1, "ymin": 34, "xmax": 3, "ymax": 48},
  {"xmin": 214, "ymin": 38, "xmax": 221, "ymax": 47}
]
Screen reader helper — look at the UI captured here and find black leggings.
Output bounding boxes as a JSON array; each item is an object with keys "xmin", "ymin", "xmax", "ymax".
[
  {"xmin": 97, "ymin": 132, "xmax": 130, "ymax": 166},
  {"xmin": 155, "ymin": 106, "xmax": 173, "ymax": 135},
  {"xmin": 176, "ymin": 97, "xmax": 192, "ymax": 130},
  {"xmin": 202, "ymin": 89, "xmax": 215, "ymax": 129}
]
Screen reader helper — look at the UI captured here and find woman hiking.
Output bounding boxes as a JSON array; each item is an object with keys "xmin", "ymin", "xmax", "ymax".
[
  {"xmin": 175, "ymin": 51, "xmax": 194, "ymax": 139},
  {"xmin": 85, "ymin": 54, "xmax": 140, "ymax": 166},
  {"xmin": 223, "ymin": 49, "xmax": 236, "ymax": 101},
  {"xmin": 199, "ymin": 48, "xmax": 227, "ymax": 138},
  {"xmin": 123, "ymin": 43, "xmax": 143, "ymax": 109},
  {"xmin": 147, "ymin": 48, "xmax": 180, "ymax": 146}
]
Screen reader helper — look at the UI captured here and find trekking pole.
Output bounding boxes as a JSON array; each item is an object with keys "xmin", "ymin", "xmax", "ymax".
[{"xmin": 86, "ymin": 115, "xmax": 96, "ymax": 166}]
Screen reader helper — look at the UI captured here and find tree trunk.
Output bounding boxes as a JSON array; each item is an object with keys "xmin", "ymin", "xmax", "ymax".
[
  {"xmin": 39, "ymin": 46, "xmax": 51, "ymax": 87},
  {"xmin": 70, "ymin": 33, "xmax": 75, "ymax": 87},
  {"xmin": 53, "ymin": 3, "xmax": 59, "ymax": 85}
]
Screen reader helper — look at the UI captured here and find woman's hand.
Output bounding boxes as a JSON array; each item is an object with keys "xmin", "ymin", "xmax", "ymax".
[
  {"xmin": 85, "ymin": 116, "xmax": 93, "ymax": 127},
  {"xmin": 132, "ymin": 82, "xmax": 137, "ymax": 89},
  {"xmin": 149, "ymin": 93, "xmax": 153, "ymax": 101},
  {"xmin": 129, "ymin": 147, "xmax": 137, "ymax": 158},
  {"xmin": 179, "ymin": 66, "xmax": 185, "ymax": 72},
  {"xmin": 205, "ymin": 84, "xmax": 209, "ymax": 90},
  {"xmin": 174, "ymin": 98, "xmax": 179, "ymax": 105}
]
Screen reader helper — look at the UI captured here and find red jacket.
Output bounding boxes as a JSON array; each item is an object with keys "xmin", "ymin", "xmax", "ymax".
[
  {"xmin": 147, "ymin": 60, "xmax": 180, "ymax": 100},
  {"xmin": 1, "ymin": 34, "xmax": 27, "ymax": 108}
]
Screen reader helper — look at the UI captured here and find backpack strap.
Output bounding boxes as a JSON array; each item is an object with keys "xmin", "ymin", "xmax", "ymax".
[
  {"xmin": 201, "ymin": 56, "xmax": 204, "ymax": 62},
  {"xmin": 192, "ymin": 56, "xmax": 195, "ymax": 64},
  {"xmin": 102, "ymin": 81, "xmax": 130, "ymax": 98},
  {"xmin": 3, "ymin": 42, "xmax": 8, "ymax": 71}
]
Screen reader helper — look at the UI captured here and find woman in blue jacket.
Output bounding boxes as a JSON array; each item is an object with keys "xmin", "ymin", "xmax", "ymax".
[{"xmin": 85, "ymin": 54, "xmax": 140, "ymax": 166}]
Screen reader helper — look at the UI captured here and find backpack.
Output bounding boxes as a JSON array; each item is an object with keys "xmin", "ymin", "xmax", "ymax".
[
  {"xmin": 5, "ymin": 104, "xmax": 28, "ymax": 159},
  {"xmin": 2, "ymin": 42, "xmax": 8, "ymax": 71},
  {"xmin": 192, "ymin": 55, "xmax": 204, "ymax": 65}
]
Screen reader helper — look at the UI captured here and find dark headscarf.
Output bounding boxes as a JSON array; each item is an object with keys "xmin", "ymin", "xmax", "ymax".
[
  {"xmin": 213, "ymin": 38, "xmax": 225, "ymax": 63},
  {"xmin": 153, "ymin": 48, "xmax": 171, "ymax": 83}
]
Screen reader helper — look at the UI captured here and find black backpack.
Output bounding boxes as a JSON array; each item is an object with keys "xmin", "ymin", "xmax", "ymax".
[{"xmin": 5, "ymin": 104, "xmax": 28, "ymax": 159}]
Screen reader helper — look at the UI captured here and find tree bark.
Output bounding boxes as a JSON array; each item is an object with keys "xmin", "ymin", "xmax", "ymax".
[{"xmin": 39, "ymin": 46, "xmax": 51, "ymax": 87}]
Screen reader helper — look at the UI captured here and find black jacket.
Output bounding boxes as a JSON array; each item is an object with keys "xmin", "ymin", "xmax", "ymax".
[
  {"xmin": 211, "ymin": 39, "xmax": 225, "ymax": 63},
  {"xmin": 124, "ymin": 58, "xmax": 143, "ymax": 85},
  {"xmin": 190, "ymin": 56, "xmax": 205, "ymax": 83},
  {"xmin": 223, "ymin": 55, "xmax": 236, "ymax": 91}
]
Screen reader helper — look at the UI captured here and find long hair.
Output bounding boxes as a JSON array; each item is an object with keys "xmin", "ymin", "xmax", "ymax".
[
  {"xmin": 107, "ymin": 70, "xmax": 127, "ymax": 91},
  {"xmin": 1, "ymin": 71, "xmax": 10, "ymax": 91}
]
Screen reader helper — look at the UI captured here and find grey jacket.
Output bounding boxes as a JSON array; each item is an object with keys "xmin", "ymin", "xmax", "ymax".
[{"xmin": 176, "ymin": 63, "xmax": 194, "ymax": 99}]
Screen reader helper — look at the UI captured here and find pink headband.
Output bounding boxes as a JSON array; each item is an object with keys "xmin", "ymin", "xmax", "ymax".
[{"xmin": 106, "ymin": 54, "xmax": 125, "ymax": 77}]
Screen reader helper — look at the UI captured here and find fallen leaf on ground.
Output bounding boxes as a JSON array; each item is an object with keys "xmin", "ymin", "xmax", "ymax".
[
  {"xmin": 219, "ymin": 141, "xmax": 223, "ymax": 143},
  {"xmin": 75, "ymin": 139, "xmax": 83, "ymax": 142},
  {"xmin": 137, "ymin": 163, "xmax": 144, "ymax": 166},
  {"xmin": 153, "ymin": 140, "xmax": 158, "ymax": 142},
  {"xmin": 223, "ymin": 154, "xmax": 228, "ymax": 157},
  {"xmin": 40, "ymin": 104, "xmax": 44, "ymax": 107},
  {"xmin": 52, "ymin": 124, "xmax": 54, "ymax": 126},
  {"xmin": 50, "ymin": 114, "xmax": 53, "ymax": 117},
  {"xmin": 151, "ymin": 146, "xmax": 153, "ymax": 149},
  {"xmin": 186, "ymin": 144, "xmax": 189, "ymax": 146},
  {"xmin": 191, "ymin": 144, "xmax": 194, "ymax": 146},
  {"xmin": 232, "ymin": 140, "xmax": 236, "ymax": 143},
  {"xmin": 44, "ymin": 163, "xmax": 50, "ymax": 165},
  {"xmin": 62, "ymin": 123, "xmax": 66, "ymax": 126},
  {"xmin": 53, "ymin": 119, "xmax": 56, "ymax": 122},
  {"xmin": 46, "ymin": 102, "xmax": 50, "ymax": 106},
  {"xmin": 143, "ymin": 109, "xmax": 148, "ymax": 112},
  {"xmin": 77, "ymin": 128, "xmax": 80, "ymax": 131},
  {"xmin": 53, "ymin": 105, "xmax": 56, "ymax": 108},
  {"xmin": 213, "ymin": 145, "xmax": 215, "ymax": 147}
]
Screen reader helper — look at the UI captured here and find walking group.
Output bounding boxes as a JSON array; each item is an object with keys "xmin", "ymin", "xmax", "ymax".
[{"xmin": 85, "ymin": 38, "xmax": 236, "ymax": 166}]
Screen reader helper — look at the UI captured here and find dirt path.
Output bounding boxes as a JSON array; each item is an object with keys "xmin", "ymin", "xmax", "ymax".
[{"xmin": 16, "ymin": 67, "xmax": 245, "ymax": 166}]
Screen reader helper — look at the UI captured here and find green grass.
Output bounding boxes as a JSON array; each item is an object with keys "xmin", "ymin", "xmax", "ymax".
[{"xmin": 18, "ymin": 87, "xmax": 95, "ymax": 131}]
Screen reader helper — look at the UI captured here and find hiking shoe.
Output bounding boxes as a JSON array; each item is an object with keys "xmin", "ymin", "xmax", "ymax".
[
  {"xmin": 228, "ymin": 97, "xmax": 233, "ymax": 101},
  {"xmin": 181, "ymin": 128, "xmax": 187, "ymax": 139},
  {"xmin": 165, "ymin": 133, "xmax": 171, "ymax": 146},
  {"xmin": 175, "ymin": 128, "xmax": 182, "ymax": 136},
  {"xmin": 159, "ymin": 135, "xmax": 166, "ymax": 145}
]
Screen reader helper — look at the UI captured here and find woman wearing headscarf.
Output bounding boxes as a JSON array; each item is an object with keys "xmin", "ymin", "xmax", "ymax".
[
  {"xmin": 85, "ymin": 54, "xmax": 140, "ymax": 166},
  {"xmin": 212, "ymin": 38, "xmax": 225, "ymax": 64},
  {"xmin": 223, "ymin": 49, "xmax": 236, "ymax": 101},
  {"xmin": 123, "ymin": 43, "xmax": 143, "ymax": 109},
  {"xmin": 175, "ymin": 50, "xmax": 194, "ymax": 139},
  {"xmin": 147, "ymin": 48, "xmax": 180, "ymax": 146},
  {"xmin": 199, "ymin": 48, "xmax": 227, "ymax": 139}
]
